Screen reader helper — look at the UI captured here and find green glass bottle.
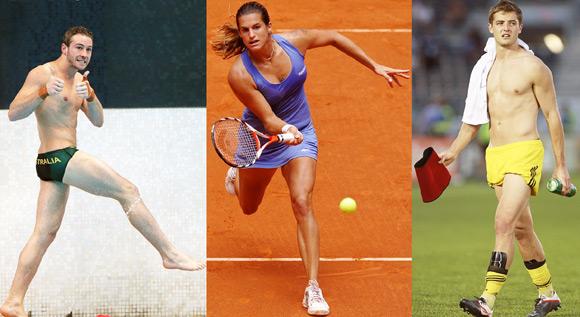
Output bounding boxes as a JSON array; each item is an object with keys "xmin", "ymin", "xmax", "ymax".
[{"xmin": 546, "ymin": 178, "xmax": 576, "ymax": 197}]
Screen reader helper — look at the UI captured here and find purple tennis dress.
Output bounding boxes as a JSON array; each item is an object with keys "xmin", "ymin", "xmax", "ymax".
[{"xmin": 241, "ymin": 34, "xmax": 318, "ymax": 168}]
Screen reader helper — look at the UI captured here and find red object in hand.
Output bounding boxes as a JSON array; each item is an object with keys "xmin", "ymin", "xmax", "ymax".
[{"xmin": 414, "ymin": 147, "xmax": 451, "ymax": 203}]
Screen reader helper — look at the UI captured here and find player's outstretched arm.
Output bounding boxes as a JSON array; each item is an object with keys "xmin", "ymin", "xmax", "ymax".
[
  {"xmin": 285, "ymin": 29, "xmax": 409, "ymax": 87},
  {"xmin": 439, "ymin": 123, "xmax": 479, "ymax": 166},
  {"xmin": 8, "ymin": 66, "xmax": 61, "ymax": 121},
  {"xmin": 77, "ymin": 71, "xmax": 104, "ymax": 127},
  {"xmin": 533, "ymin": 59, "xmax": 571, "ymax": 192}
]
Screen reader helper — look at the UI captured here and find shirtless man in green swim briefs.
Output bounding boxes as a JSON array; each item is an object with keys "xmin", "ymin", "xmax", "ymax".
[{"xmin": 0, "ymin": 26, "xmax": 205, "ymax": 317}]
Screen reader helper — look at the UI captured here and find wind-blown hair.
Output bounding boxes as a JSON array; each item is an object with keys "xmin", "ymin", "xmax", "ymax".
[{"xmin": 210, "ymin": 1, "xmax": 270, "ymax": 59}]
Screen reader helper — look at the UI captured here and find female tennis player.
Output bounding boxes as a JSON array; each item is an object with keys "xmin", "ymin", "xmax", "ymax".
[{"xmin": 211, "ymin": 2, "xmax": 409, "ymax": 315}]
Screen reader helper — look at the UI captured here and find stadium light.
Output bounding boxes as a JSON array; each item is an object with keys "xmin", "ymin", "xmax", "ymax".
[{"xmin": 544, "ymin": 33, "xmax": 564, "ymax": 54}]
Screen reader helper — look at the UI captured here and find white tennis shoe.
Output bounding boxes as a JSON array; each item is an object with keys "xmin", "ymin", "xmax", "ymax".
[
  {"xmin": 225, "ymin": 167, "xmax": 237, "ymax": 195},
  {"xmin": 302, "ymin": 281, "xmax": 330, "ymax": 316}
]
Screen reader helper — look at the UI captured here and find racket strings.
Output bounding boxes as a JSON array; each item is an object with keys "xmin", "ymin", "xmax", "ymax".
[{"xmin": 214, "ymin": 120, "xmax": 259, "ymax": 166}]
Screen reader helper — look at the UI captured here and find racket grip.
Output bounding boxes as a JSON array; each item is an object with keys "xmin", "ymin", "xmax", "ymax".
[{"xmin": 276, "ymin": 133, "xmax": 296, "ymax": 143}]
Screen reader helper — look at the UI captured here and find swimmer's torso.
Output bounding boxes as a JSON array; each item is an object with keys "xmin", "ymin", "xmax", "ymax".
[
  {"xmin": 35, "ymin": 63, "xmax": 84, "ymax": 153},
  {"xmin": 486, "ymin": 50, "xmax": 541, "ymax": 146}
]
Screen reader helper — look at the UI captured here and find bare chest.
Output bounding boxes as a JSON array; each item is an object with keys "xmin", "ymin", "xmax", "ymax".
[
  {"xmin": 486, "ymin": 60, "xmax": 532, "ymax": 98},
  {"xmin": 38, "ymin": 80, "xmax": 82, "ymax": 118}
]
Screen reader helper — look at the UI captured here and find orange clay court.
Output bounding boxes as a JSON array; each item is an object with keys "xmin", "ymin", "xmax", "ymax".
[{"xmin": 206, "ymin": 1, "xmax": 411, "ymax": 315}]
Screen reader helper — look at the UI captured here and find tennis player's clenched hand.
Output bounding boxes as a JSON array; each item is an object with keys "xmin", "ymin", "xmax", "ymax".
[{"xmin": 284, "ymin": 125, "xmax": 303, "ymax": 146}]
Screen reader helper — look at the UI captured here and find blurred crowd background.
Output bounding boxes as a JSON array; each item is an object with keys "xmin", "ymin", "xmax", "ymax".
[{"xmin": 412, "ymin": 0, "xmax": 580, "ymax": 181}]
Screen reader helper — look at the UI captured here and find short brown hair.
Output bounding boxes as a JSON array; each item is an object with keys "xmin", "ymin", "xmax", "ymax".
[
  {"xmin": 488, "ymin": 0, "xmax": 523, "ymax": 24},
  {"xmin": 62, "ymin": 26, "xmax": 93, "ymax": 46}
]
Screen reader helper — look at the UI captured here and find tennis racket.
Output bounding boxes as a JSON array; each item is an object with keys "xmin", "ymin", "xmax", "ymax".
[{"xmin": 211, "ymin": 117, "xmax": 295, "ymax": 168}]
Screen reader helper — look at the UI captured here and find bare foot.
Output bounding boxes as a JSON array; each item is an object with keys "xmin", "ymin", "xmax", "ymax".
[
  {"xmin": 0, "ymin": 301, "xmax": 27, "ymax": 317},
  {"xmin": 163, "ymin": 250, "xmax": 205, "ymax": 271}
]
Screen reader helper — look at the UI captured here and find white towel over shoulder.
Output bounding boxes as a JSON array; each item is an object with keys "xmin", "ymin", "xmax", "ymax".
[{"xmin": 461, "ymin": 37, "xmax": 533, "ymax": 125}]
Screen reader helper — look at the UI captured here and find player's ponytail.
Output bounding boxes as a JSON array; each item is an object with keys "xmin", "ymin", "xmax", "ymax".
[{"xmin": 210, "ymin": 24, "xmax": 245, "ymax": 59}]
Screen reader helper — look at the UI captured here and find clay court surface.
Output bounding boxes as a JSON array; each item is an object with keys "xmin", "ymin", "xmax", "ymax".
[{"xmin": 206, "ymin": 1, "xmax": 411, "ymax": 315}]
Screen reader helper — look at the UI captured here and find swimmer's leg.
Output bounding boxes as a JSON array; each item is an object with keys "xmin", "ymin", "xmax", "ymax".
[
  {"xmin": 1, "ymin": 181, "xmax": 69, "ymax": 317},
  {"xmin": 63, "ymin": 151, "xmax": 204, "ymax": 271}
]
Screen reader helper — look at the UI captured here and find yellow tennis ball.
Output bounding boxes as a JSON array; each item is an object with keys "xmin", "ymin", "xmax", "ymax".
[{"xmin": 339, "ymin": 197, "xmax": 357, "ymax": 213}]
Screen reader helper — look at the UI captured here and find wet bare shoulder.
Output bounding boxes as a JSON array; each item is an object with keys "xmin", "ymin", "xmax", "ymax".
[
  {"xmin": 13, "ymin": 65, "xmax": 51, "ymax": 99},
  {"xmin": 27, "ymin": 64, "xmax": 51, "ymax": 85}
]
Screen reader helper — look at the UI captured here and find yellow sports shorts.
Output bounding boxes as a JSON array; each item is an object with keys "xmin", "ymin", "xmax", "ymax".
[{"xmin": 485, "ymin": 139, "xmax": 544, "ymax": 196}]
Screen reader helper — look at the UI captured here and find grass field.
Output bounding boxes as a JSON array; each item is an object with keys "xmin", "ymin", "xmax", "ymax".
[{"xmin": 413, "ymin": 178, "xmax": 580, "ymax": 316}]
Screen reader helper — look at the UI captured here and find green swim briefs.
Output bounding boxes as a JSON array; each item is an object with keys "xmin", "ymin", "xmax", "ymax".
[{"xmin": 36, "ymin": 147, "xmax": 78, "ymax": 182}]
